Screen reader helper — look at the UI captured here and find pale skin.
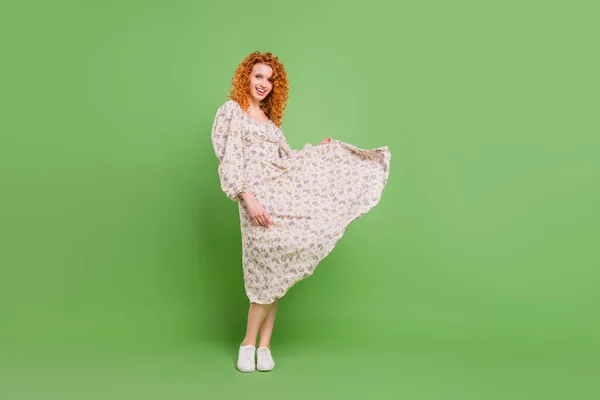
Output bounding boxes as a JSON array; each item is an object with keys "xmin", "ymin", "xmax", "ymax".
[{"xmin": 239, "ymin": 62, "xmax": 331, "ymax": 348}]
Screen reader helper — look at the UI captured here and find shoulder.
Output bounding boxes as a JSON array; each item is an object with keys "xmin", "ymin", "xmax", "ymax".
[
  {"xmin": 218, "ymin": 99, "xmax": 241, "ymax": 112},
  {"xmin": 214, "ymin": 100, "xmax": 240, "ymax": 122}
]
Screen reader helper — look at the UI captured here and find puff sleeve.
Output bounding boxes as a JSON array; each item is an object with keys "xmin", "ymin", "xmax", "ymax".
[{"xmin": 211, "ymin": 101, "xmax": 250, "ymax": 201}]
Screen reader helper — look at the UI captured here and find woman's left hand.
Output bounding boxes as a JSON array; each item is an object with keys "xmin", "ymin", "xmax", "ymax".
[{"xmin": 317, "ymin": 137, "xmax": 332, "ymax": 146}]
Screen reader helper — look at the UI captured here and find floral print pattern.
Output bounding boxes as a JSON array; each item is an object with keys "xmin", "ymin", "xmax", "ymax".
[{"xmin": 211, "ymin": 99, "xmax": 391, "ymax": 304}]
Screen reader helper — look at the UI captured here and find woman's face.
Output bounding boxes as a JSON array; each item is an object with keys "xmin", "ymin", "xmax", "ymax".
[{"xmin": 248, "ymin": 63, "xmax": 274, "ymax": 103}]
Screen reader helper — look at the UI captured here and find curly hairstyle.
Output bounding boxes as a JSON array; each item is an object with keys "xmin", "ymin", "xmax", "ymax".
[{"xmin": 227, "ymin": 51, "xmax": 290, "ymax": 127}]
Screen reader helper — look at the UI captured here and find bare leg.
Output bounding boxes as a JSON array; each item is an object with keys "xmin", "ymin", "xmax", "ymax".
[
  {"xmin": 241, "ymin": 302, "xmax": 274, "ymax": 346},
  {"xmin": 258, "ymin": 298, "xmax": 279, "ymax": 349}
]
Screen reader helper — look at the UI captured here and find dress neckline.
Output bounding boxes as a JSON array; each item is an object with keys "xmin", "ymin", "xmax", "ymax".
[{"xmin": 230, "ymin": 100, "xmax": 273, "ymax": 128}]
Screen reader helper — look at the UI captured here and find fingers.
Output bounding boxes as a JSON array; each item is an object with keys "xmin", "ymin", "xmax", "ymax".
[
  {"xmin": 265, "ymin": 213, "xmax": 273, "ymax": 228},
  {"xmin": 261, "ymin": 212, "xmax": 272, "ymax": 229},
  {"xmin": 255, "ymin": 215, "xmax": 263, "ymax": 227},
  {"xmin": 249, "ymin": 200, "xmax": 273, "ymax": 229},
  {"xmin": 252, "ymin": 213, "xmax": 273, "ymax": 229}
]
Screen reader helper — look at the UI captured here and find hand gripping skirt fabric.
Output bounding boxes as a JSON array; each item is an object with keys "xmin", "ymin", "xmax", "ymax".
[{"xmin": 211, "ymin": 99, "xmax": 391, "ymax": 304}]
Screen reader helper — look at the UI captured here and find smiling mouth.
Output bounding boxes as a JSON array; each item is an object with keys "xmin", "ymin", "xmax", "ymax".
[{"xmin": 256, "ymin": 87, "xmax": 266, "ymax": 95}]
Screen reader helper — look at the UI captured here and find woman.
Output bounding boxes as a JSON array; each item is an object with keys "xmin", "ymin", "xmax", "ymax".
[{"xmin": 211, "ymin": 51, "xmax": 391, "ymax": 372}]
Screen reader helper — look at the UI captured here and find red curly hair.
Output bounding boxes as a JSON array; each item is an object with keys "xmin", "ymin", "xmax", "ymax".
[{"xmin": 227, "ymin": 51, "xmax": 290, "ymax": 127}]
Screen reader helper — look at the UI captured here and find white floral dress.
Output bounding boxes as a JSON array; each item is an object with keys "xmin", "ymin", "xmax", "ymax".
[{"xmin": 211, "ymin": 99, "xmax": 391, "ymax": 304}]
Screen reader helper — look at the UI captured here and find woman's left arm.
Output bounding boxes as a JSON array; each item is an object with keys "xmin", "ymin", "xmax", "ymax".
[
  {"xmin": 278, "ymin": 133, "xmax": 331, "ymax": 158},
  {"xmin": 278, "ymin": 133, "xmax": 311, "ymax": 158}
]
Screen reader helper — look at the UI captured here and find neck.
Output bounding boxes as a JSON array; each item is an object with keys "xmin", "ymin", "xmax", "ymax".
[{"xmin": 248, "ymin": 97, "xmax": 262, "ymax": 111}]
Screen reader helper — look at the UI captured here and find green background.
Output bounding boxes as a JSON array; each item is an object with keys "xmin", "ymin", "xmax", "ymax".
[{"xmin": 1, "ymin": 0, "xmax": 599, "ymax": 398}]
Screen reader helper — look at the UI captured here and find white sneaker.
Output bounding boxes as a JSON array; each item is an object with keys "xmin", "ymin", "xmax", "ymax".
[
  {"xmin": 256, "ymin": 347, "xmax": 275, "ymax": 371},
  {"xmin": 237, "ymin": 344, "xmax": 256, "ymax": 372}
]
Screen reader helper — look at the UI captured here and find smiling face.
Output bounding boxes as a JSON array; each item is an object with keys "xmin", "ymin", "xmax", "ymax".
[{"xmin": 248, "ymin": 63, "xmax": 274, "ymax": 103}]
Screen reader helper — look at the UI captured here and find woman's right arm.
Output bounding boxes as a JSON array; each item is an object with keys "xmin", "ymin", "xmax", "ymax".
[
  {"xmin": 211, "ymin": 102, "xmax": 272, "ymax": 228},
  {"xmin": 241, "ymin": 192, "xmax": 273, "ymax": 229},
  {"xmin": 211, "ymin": 102, "xmax": 250, "ymax": 201}
]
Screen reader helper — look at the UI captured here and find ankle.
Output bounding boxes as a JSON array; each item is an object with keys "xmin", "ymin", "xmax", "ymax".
[
  {"xmin": 258, "ymin": 343, "xmax": 270, "ymax": 349},
  {"xmin": 241, "ymin": 340, "xmax": 256, "ymax": 347}
]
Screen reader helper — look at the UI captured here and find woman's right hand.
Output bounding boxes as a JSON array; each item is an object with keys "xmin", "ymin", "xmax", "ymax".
[{"xmin": 241, "ymin": 192, "xmax": 273, "ymax": 229}]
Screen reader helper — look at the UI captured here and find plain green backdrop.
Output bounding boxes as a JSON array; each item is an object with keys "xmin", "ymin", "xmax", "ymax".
[{"xmin": 1, "ymin": 0, "xmax": 599, "ymax": 398}]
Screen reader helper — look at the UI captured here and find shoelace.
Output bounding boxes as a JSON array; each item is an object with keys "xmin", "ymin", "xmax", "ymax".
[
  {"xmin": 243, "ymin": 347, "xmax": 254, "ymax": 363},
  {"xmin": 258, "ymin": 348, "xmax": 271, "ymax": 360}
]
